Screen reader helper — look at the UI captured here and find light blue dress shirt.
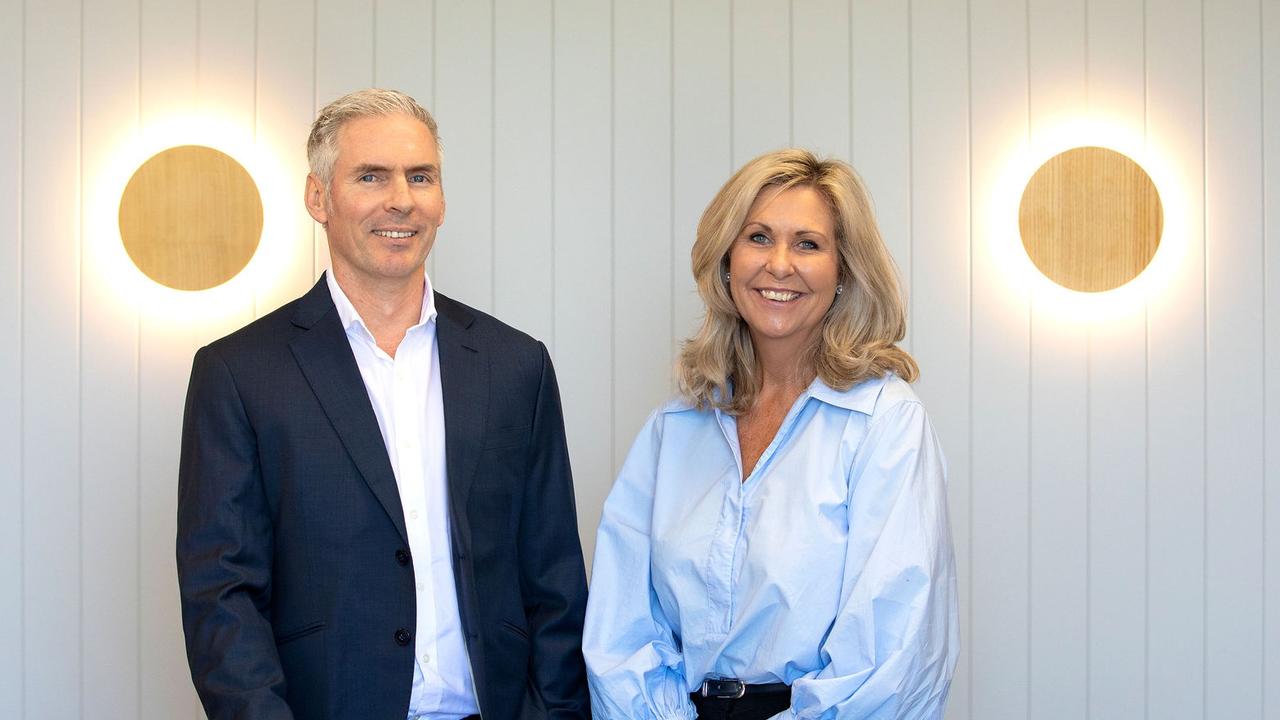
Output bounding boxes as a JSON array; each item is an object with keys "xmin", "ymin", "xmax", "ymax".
[{"xmin": 583, "ymin": 373, "xmax": 959, "ymax": 719}]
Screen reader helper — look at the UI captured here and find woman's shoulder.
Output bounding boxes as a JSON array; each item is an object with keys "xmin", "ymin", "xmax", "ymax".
[{"xmin": 811, "ymin": 372, "xmax": 923, "ymax": 418}]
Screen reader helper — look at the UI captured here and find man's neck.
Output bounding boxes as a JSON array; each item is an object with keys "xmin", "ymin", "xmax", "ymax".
[{"xmin": 332, "ymin": 266, "xmax": 426, "ymax": 358}]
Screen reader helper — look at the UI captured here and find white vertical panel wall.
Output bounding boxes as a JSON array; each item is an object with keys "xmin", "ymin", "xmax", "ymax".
[{"xmin": 4, "ymin": 1, "xmax": 1278, "ymax": 718}]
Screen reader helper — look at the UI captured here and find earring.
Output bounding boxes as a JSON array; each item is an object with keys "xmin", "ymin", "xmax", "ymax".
[
  {"xmin": 836, "ymin": 284, "xmax": 843, "ymax": 295},
  {"xmin": 723, "ymin": 270, "xmax": 731, "ymax": 282}
]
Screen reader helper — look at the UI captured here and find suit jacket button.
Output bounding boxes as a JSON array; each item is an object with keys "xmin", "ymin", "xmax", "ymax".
[
  {"xmin": 395, "ymin": 549, "xmax": 411, "ymax": 566},
  {"xmin": 395, "ymin": 628, "xmax": 412, "ymax": 646}
]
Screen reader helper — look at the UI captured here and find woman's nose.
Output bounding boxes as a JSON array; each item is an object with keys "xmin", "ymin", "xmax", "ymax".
[{"xmin": 764, "ymin": 244, "xmax": 794, "ymax": 277}]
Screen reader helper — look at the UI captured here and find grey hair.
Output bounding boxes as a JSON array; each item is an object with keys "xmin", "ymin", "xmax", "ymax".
[{"xmin": 306, "ymin": 88, "xmax": 440, "ymax": 186}]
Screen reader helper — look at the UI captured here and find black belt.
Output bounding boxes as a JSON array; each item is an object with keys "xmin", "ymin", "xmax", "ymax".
[{"xmin": 697, "ymin": 678, "xmax": 790, "ymax": 699}]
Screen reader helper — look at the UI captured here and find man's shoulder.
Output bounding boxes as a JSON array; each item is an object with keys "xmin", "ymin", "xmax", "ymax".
[
  {"xmin": 434, "ymin": 291, "xmax": 543, "ymax": 355},
  {"xmin": 200, "ymin": 292, "xmax": 314, "ymax": 361}
]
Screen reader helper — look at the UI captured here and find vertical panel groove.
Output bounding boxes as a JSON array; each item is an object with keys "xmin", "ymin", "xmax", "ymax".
[
  {"xmin": 787, "ymin": 0, "xmax": 793, "ymax": 146},
  {"xmin": 1142, "ymin": 2, "xmax": 1151, "ymax": 716},
  {"xmin": 1260, "ymin": 0, "xmax": 1269, "ymax": 714},
  {"xmin": 847, "ymin": 0, "xmax": 853, "ymax": 163},
  {"xmin": 609, "ymin": 0, "xmax": 615, "ymax": 472},
  {"xmin": 1026, "ymin": 296, "xmax": 1033, "ymax": 720},
  {"xmin": 17, "ymin": 0, "xmax": 24, "ymax": 714},
  {"xmin": 727, "ymin": 0, "xmax": 733, "ymax": 170},
  {"xmin": 1024, "ymin": 2, "xmax": 1034, "ymax": 712},
  {"xmin": 551, "ymin": 0, "xmax": 557, "ymax": 355},
  {"xmin": 1084, "ymin": 0, "xmax": 1089, "ymax": 103},
  {"xmin": 667, "ymin": 0, "xmax": 673, "ymax": 360},
  {"xmin": 135, "ymin": 0, "xmax": 143, "ymax": 711},
  {"xmin": 1084, "ymin": 329, "xmax": 1091, "ymax": 720},
  {"xmin": 77, "ymin": 0, "xmax": 86, "ymax": 713},
  {"xmin": 427, "ymin": 0, "xmax": 435, "ymax": 281},
  {"xmin": 16, "ymin": 0, "xmax": 24, "ymax": 707},
  {"xmin": 1144, "ymin": 299, "xmax": 1151, "ymax": 720},
  {"xmin": 906, "ymin": 0, "xmax": 916, "ymax": 351},
  {"xmin": 1024, "ymin": 0, "xmax": 1033, "ymax": 700},
  {"xmin": 1200, "ymin": 1, "xmax": 1208, "ymax": 715},
  {"xmin": 489, "ymin": 0, "xmax": 495, "ymax": 312},
  {"xmin": 964, "ymin": 1, "xmax": 975, "ymax": 714},
  {"xmin": 252, "ymin": 0, "xmax": 259, "ymax": 319}
]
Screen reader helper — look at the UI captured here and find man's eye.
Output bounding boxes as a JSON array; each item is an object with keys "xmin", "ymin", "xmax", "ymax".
[
  {"xmin": 410, "ymin": 174, "xmax": 431, "ymax": 184},
  {"xmin": 359, "ymin": 174, "xmax": 378, "ymax": 182}
]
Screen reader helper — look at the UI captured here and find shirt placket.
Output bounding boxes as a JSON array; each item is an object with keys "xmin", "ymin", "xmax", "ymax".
[
  {"xmin": 705, "ymin": 410, "xmax": 746, "ymax": 638},
  {"xmin": 390, "ymin": 337, "xmax": 442, "ymax": 707}
]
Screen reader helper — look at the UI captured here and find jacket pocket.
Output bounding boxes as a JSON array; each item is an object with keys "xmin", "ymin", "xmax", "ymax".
[
  {"xmin": 501, "ymin": 619, "xmax": 529, "ymax": 640},
  {"xmin": 274, "ymin": 620, "xmax": 325, "ymax": 646}
]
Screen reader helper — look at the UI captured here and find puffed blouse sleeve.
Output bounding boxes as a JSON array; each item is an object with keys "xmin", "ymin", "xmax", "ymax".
[
  {"xmin": 582, "ymin": 410, "xmax": 698, "ymax": 720},
  {"xmin": 780, "ymin": 398, "xmax": 960, "ymax": 719}
]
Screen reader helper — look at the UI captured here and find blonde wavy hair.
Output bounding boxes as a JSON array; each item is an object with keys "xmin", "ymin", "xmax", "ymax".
[{"xmin": 677, "ymin": 148, "xmax": 918, "ymax": 413}]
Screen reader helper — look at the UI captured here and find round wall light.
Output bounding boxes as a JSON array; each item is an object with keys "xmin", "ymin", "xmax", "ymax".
[
  {"xmin": 1018, "ymin": 146, "xmax": 1163, "ymax": 293},
  {"xmin": 118, "ymin": 145, "xmax": 263, "ymax": 291}
]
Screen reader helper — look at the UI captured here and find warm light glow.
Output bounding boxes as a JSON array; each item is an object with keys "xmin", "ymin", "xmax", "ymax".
[
  {"xmin": 988, "ymin": 116, "xmax": 1188, "ymax": 324},
  {"xmin": 88, "ymin": 112, "xmax": 295, "ymax": 325}
]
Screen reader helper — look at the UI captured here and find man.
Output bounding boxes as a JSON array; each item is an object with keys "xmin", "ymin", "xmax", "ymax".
[{"xmin": 177, "ymin": 89, "xmax": 591, "ymax": 720}]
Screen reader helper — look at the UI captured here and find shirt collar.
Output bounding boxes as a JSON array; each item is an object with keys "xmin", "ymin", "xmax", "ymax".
[
  {"xmin": 325, "ymin": 268, "xmax": 438, "ymax": 340},
  {"xmin": 804, "ymin": 373, "xmax": 891, "ymax": 415},
  {"xmin": 662, "ymin": 372, "xmax": 893, "ymax": 417}
]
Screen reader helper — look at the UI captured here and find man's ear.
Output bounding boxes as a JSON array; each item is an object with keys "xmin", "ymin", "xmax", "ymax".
[{"xmin": 304, "ymin": 174, "xmax": 328, "ymax": 225}]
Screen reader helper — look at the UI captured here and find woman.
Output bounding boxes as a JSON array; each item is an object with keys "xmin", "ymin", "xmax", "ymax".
[{"xmin": 583, "ymin": 149, "xmax": 958, "ymax": 719}]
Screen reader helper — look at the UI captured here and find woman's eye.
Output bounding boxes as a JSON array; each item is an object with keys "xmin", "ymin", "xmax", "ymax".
[
  {"xmin": 748, "ymin": 232, "xmax": 769, "ymax": 244},
  {"xmin": 797, "ymin": 239, "xmax": 818, "ymax": 250}
]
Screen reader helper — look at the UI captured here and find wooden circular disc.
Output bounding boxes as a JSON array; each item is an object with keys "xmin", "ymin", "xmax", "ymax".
[
  {"xmin": 118, "ymin": 145, "xmax": 263, "ymax": 291},
  {"xmin": 1018, "ymin": 146, "xmax": 1163, "ymax": 292}
]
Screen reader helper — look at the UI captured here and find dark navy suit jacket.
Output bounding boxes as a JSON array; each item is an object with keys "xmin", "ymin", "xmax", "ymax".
[{"xmin": 176, "ymin": 275, "xmax": 591, "ymax": 719}]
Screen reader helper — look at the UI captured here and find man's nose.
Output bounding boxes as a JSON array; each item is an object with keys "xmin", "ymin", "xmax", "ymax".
[{"xmin": 385, "ymin": 176, "xmax": 415, "ymax": 214}]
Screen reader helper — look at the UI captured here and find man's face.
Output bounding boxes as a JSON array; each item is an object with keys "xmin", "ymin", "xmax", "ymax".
[{"xmin": 305, "ymin": 113, "xmax": 445, "ymax": 291}]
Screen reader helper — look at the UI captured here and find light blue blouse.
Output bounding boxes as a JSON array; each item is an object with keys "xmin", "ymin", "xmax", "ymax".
[{"xmin": 582, "ymin": 373, "xmax": 959, "ymax": 719}]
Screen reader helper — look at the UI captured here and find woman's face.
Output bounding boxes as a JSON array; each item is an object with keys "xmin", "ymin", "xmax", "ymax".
[{"xmin": 727, "ymin": 184, "xmax": 840, "ymax": 358}]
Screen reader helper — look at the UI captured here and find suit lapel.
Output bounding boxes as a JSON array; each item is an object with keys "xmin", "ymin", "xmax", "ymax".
[
  {"xmin": 289, "ymin": 276, "xmax": 409, "ymax": 545},
  {"xmin": 434, "ymin": 293, "xmax": 487, "ymax": 533}
]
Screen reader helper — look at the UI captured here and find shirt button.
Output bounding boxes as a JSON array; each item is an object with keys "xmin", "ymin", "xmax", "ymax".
[
  {"xmin": 421, "ymin": 653, "xmax": 431, "ymax": 664},
  {"xmin": 410, "ymin": 509, "xmax": 419, "ymax": 520},
  {"xmin": 416, "ymin": 581, "xmax": 424, "ymax": 592},
  {"xmin": 394, "ymin": 628, "xmax": 412, "ymax": 646}
]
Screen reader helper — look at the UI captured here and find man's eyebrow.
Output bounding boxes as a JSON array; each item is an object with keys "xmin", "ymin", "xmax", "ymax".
[
  {"xmin": 348, "ymin": 163, "xmax": 440, "ymax": 177},
  {"xmin": 350, "ymin": 163, "xmax": 390, "ymax": 175}
]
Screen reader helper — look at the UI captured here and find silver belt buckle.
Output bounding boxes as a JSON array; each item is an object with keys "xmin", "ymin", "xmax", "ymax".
[{"xmin": 700, "ymin": 678, "xmax": 747, "ymax": 699}]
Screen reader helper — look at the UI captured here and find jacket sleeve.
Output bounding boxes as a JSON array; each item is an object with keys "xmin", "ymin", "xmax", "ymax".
[
  {"xmin": 176, "ymin": 345, "xmax": 294, "ymax": 720},
  {"xmin": 775, "ymin": 400, "xmax": 960, "ymax": 720},
  {"xmin": 518, "ymin": 343, "xmax": 593, "ymax": 718},
  {"xmin": 582, "ymin": 411, "xmax": 698, "ymax": 720}
]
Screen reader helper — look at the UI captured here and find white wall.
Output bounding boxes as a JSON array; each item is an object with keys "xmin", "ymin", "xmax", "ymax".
[{"xmin": 1, "ymin": 0, "xmax": 1277, "ymax": 718}]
